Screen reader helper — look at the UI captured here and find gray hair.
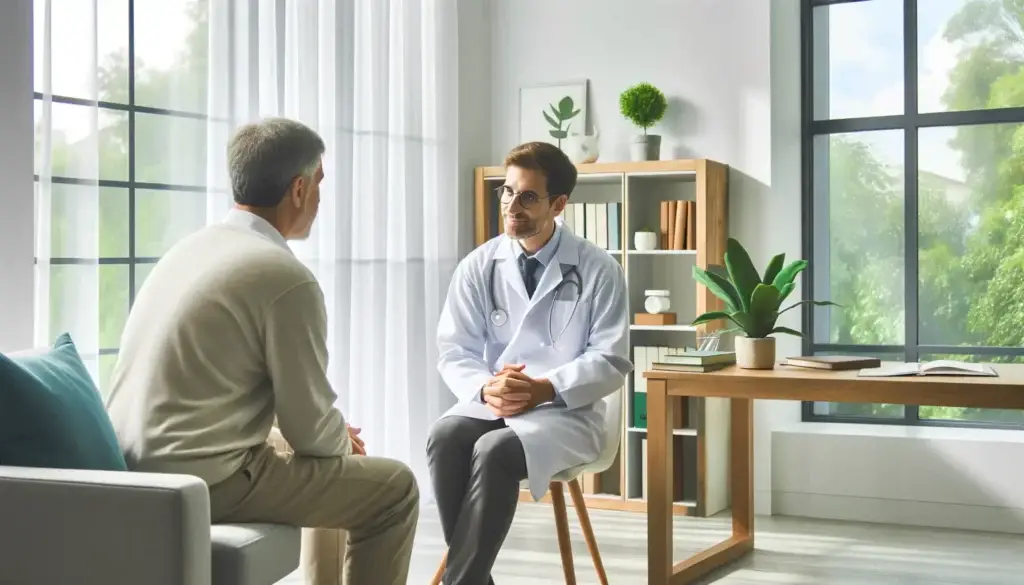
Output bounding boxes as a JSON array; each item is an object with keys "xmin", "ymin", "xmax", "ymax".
[{"xmin": 227, "ymin": 117, "xmax": 325, "ymax": 207}]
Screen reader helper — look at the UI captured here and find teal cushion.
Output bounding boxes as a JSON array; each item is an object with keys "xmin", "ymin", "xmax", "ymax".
[{"xmin": 0, "ymin": 333, "xmax": 127, "ymax": 471}]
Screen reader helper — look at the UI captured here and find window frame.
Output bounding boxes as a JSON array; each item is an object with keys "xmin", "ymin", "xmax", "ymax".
[
  {"xmin": 799, "ymin": 0, "xmax": 1024, "ymax": 429},
  {"xmin": 33, "ymin": 0, "xmax": 225, "ymax": 364}
]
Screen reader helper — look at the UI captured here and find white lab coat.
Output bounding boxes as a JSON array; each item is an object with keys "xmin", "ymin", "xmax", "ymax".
[{"xmin": 435, "ymin": 225, "xmax": 633, "ymax": 500}]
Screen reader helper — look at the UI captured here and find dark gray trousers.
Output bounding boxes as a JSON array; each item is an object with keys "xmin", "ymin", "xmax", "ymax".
[{"xmin": 426, "ymin": 416, "xmax": 528, "ymax": 585}]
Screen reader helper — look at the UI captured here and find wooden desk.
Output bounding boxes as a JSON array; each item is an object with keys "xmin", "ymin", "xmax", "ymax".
[{"xmin": 642, "ymin": 363, "xmax": 1024, "ymax": 585}]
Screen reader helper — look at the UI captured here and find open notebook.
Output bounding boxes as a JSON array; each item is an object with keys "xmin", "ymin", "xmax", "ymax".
[{"xmin": 858, "ymin": 360, "xmax": 997, "ymax": 378}]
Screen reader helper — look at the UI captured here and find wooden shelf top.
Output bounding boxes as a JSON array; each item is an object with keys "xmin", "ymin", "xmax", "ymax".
[
  {"xmin": 630, "ymin": 325, "xmax": 697, "ymax": 332},
  {"xmin": 478, "ymin": 158, "xmax": 728, "ymax": 180}
]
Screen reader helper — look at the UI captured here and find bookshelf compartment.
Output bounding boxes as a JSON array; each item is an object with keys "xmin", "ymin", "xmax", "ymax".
[
  {"xmin": 627, "ymin": 255, "xmax": 699, "ymax": 328},
  {"xmin": 629, "ymin": 433, "xmax": 699, "ymax": 503}
]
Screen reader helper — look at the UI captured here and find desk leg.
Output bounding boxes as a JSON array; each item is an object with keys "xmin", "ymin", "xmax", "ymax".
[
  {"xmin": 652, "ymin": 392, "xmax": 754, "ymax": 585},
  {"xmin": 647, "ymin": 379, "xmax": 674, "ymax": 585},
  {"xmin": 731, "ymin": 397, "xmax": 754, "ymax": 539}
]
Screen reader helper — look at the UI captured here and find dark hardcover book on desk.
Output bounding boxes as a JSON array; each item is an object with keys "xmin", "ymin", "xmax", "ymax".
[{"xmin": 782, "ymin": 355, "xmax": 881, "ymax": 371}]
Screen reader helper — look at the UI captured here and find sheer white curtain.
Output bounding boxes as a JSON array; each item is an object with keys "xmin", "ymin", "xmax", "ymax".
[
  {"xmin": 32, "ymin": 0, "xmax": 102, "ymax": 363},
  {"xmin": 33, "ymin": 0, "xmax": 461, "ymax": 502},
  {"xmin": 207, "ymin": 0, "xmax": 461, "ymax": 501}
]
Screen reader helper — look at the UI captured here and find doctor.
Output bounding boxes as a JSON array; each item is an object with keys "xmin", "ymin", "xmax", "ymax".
[{"xmin": 428, "ymin": 141, "xmax": 633, "ymax": 585}]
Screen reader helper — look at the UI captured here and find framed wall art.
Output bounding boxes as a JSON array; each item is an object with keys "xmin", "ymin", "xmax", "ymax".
[{"xmin": 519, "ymin": 80, "xmax": 589, "ymax": 152}]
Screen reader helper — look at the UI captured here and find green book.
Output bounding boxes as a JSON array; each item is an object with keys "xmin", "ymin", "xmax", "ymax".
[{"xmin": 658, "ymin": 351, "xmax": 736, "ymax": 366}]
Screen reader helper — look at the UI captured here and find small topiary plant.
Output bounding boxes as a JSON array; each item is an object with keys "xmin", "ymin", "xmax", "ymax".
[{"xmin": 619, "ymin": 82, "xmax": 667, "ymax": 135}]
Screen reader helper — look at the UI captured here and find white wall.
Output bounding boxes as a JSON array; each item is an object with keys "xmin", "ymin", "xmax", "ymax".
[
  {"xmin": 0, "ymin": 0, "xmax": 35, "ymax": 353},
  {"xmin": 456, "ymin": 0, "xmax": 493, "ymax": 257},
  {"xmin": 773, "ymin": 423, "xmax": 1024, "ymax": 534},
  {"xmin": 480, "ymin": 0, "xmax": 1024, "ymax": 534}
]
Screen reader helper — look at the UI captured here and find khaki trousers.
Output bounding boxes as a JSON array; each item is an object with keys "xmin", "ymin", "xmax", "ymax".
[{"xmin": 209, "ymin": 430, "xmax": 419, "ymax": 585}]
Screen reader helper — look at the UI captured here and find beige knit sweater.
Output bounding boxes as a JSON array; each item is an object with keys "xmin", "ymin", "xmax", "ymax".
[{"xmin": 106, "ymin": 212, "xmax": 351, "ymax": 486}]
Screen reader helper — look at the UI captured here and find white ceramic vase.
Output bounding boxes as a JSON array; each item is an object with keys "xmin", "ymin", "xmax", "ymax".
[
  {"xmin": 634, "ymin": 231, "xmax": 657, "ymax": 251},
  {"xmin": 564, "ymin": 132, "xmax": 600, "ymax": 164},
  {"xmin": 735, "ymin": 336, "xmax": 776, "ymax": 369}
]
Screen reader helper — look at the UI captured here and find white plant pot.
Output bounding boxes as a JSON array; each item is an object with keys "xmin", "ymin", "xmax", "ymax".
[
  {"xmin": 629, "ymin": 134, "xmax": 662, "ymax": 161},
  {"xmin": 735, "ymin": 336, "xmax": 776, "ymax": 370},
  {"xmin": 634, "ymin": 231, "xmax": 657, "ymax": 251}
]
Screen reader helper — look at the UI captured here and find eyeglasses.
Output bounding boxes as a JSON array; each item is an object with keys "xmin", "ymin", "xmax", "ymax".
[{"xmin": 493, "ymin": 185, "xmax": 554, "ymax": 208}]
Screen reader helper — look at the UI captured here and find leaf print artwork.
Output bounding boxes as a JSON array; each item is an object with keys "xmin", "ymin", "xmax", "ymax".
[{"xmin": 543, "ymin": 96, "xmax": 581, "ymax": 148}]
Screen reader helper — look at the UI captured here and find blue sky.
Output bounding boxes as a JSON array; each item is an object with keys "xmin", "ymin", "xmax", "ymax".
[{"xmin": 823, "ymin": 0, "xmax": 972, "ymax": 182}]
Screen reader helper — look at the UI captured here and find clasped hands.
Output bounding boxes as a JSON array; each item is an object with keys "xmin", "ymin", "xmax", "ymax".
[{"xmin": 481, "ymin": 363, "xmax": 555, "ymax": 417}]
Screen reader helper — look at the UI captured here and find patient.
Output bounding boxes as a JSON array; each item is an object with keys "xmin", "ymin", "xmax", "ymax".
[{"xmin": 105, "ymin": 117, "xmax": 418, "ymax": 585}]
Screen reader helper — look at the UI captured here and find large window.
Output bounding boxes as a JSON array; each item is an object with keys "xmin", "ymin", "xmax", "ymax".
[
  {"xmin": 802, "ymin": 0, "xmax": 1024, "ymax": 427},
  {"xmin": 34, "ymin": 0, "xmax": 211, "ymax": 394}
]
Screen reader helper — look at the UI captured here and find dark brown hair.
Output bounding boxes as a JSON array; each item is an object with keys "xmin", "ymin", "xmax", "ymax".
[{"xmin": 504, "ymin": 141, "xmax": 578, "ymax": 198}]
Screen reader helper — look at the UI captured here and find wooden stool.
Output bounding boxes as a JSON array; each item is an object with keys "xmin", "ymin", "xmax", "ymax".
[{"xmin": 429, "ymin": 477, "xmax": 609, "ymax": 585}]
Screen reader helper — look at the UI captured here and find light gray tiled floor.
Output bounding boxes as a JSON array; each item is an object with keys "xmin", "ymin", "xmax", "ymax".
[{"xmin": 278, "ymin": 502, "xmax": 1024, "ymax": 584}]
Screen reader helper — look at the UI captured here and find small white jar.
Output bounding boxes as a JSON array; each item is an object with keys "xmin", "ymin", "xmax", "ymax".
[
  {"xmin": 644, "ymin": 289, "xmax": 671, "ymax": 314},
  {"xmin": 634, "ymin": 230, "xmax": 658, "ymax": 251}
]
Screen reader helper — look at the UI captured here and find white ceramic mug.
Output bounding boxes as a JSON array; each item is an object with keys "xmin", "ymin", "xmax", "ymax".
[{"xmin": 634, "ymin": 231, "xmax": 657, "ymax": 251}]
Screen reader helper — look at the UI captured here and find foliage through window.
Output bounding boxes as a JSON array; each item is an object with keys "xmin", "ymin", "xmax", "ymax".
[
  {"xmin": 33, "ymin": 0, "xmax": 211, "ymax": 395},
  {"xmin": 802, "ymin": 0, "xmax": 1024, "ymax": 427}
]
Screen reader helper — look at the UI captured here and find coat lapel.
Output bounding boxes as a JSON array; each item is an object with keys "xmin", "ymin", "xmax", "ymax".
[
  {"xmin": 493, "ymin": 239, "xmax": 528, "ymax": 304},
  {"xmin": 528, "ymin": 232, "xmax": 582, "ymax": 309}
]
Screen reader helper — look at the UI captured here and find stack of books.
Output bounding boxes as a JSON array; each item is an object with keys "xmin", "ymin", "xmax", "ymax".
[{"xmin": 651, "ymin": 350, "xmax": 736, "ymax": 372}]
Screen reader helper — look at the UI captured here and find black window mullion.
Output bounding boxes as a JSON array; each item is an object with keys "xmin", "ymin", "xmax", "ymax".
[
  {"xmin": 127, "ymin": 0, "xmax": 137, "ymax": 308},
  {"xmin": 43, "ymin": 257, "xmax": 161, "ymax": 266},
  {"xmin": 902, "ymin": 0, "xmax": 920, "ymax": 425},
  {"xmin": 800, "ymin": 0, "xmax": 815, "ymax": 360},
  {"xmin": 33, "ymin": 175, "xmax": 215, "ymax": 193},
  {"xmin": 812, "ymin": 107, "xmax": 1024, "ymax": 134},
  {"xmin": 31, "ymin": 91, "xmax": 222, "ymax": 122}
]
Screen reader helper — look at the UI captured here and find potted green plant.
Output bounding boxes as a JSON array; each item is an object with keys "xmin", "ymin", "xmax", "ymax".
[
  {"xmin": 619, "ymin": 82, "xmax": 668, "ymax": 161},
  {"xmin": 691, "ymin": 238, "xmax": 840, "ymax": 369}
]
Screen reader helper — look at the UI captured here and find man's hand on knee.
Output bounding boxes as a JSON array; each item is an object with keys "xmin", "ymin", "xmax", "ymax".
[{"xmin": 348, "ymin": 424, "xmax": 366, "ymax": 455}]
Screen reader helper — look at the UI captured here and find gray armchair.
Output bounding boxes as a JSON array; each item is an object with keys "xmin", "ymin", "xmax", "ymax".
[{"xmin": 0, "ymin": 465, "xmax": 300, "ymax": 585}]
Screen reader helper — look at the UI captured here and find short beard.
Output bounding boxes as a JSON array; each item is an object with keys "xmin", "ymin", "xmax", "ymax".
[{"xmin": 505, "ymin": 215, "xmax": 539, "ymax": 239}]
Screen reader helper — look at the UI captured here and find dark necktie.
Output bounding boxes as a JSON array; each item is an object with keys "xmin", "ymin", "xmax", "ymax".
[{"xmin": 520, "ymin": 255, "xmax": 541, "ymax": 298}]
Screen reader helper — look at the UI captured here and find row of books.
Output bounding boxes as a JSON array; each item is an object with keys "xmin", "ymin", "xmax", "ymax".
[
  {"xmin": 561, "ymin": 202, "xmax": 621, "ymax": 250},
  {"xmin": 660, "ymin": 200, "xmax": 697, "ymax": 250},
  {"xmin": 631, "ymin": 346, "xmax": 715, "ymax": 429},
  {"xmin": 635, "ymin": 346, "xmax": 735, "ymax": 384},
  {"xmin": 649, "ymin": 349, "xmax": 735, "ymax": 373}
]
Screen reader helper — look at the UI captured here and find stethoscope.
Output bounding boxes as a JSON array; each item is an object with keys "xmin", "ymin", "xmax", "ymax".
[{"xmin": 488, "ymin": 260, "xmax": 584, "ymax": 345}]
